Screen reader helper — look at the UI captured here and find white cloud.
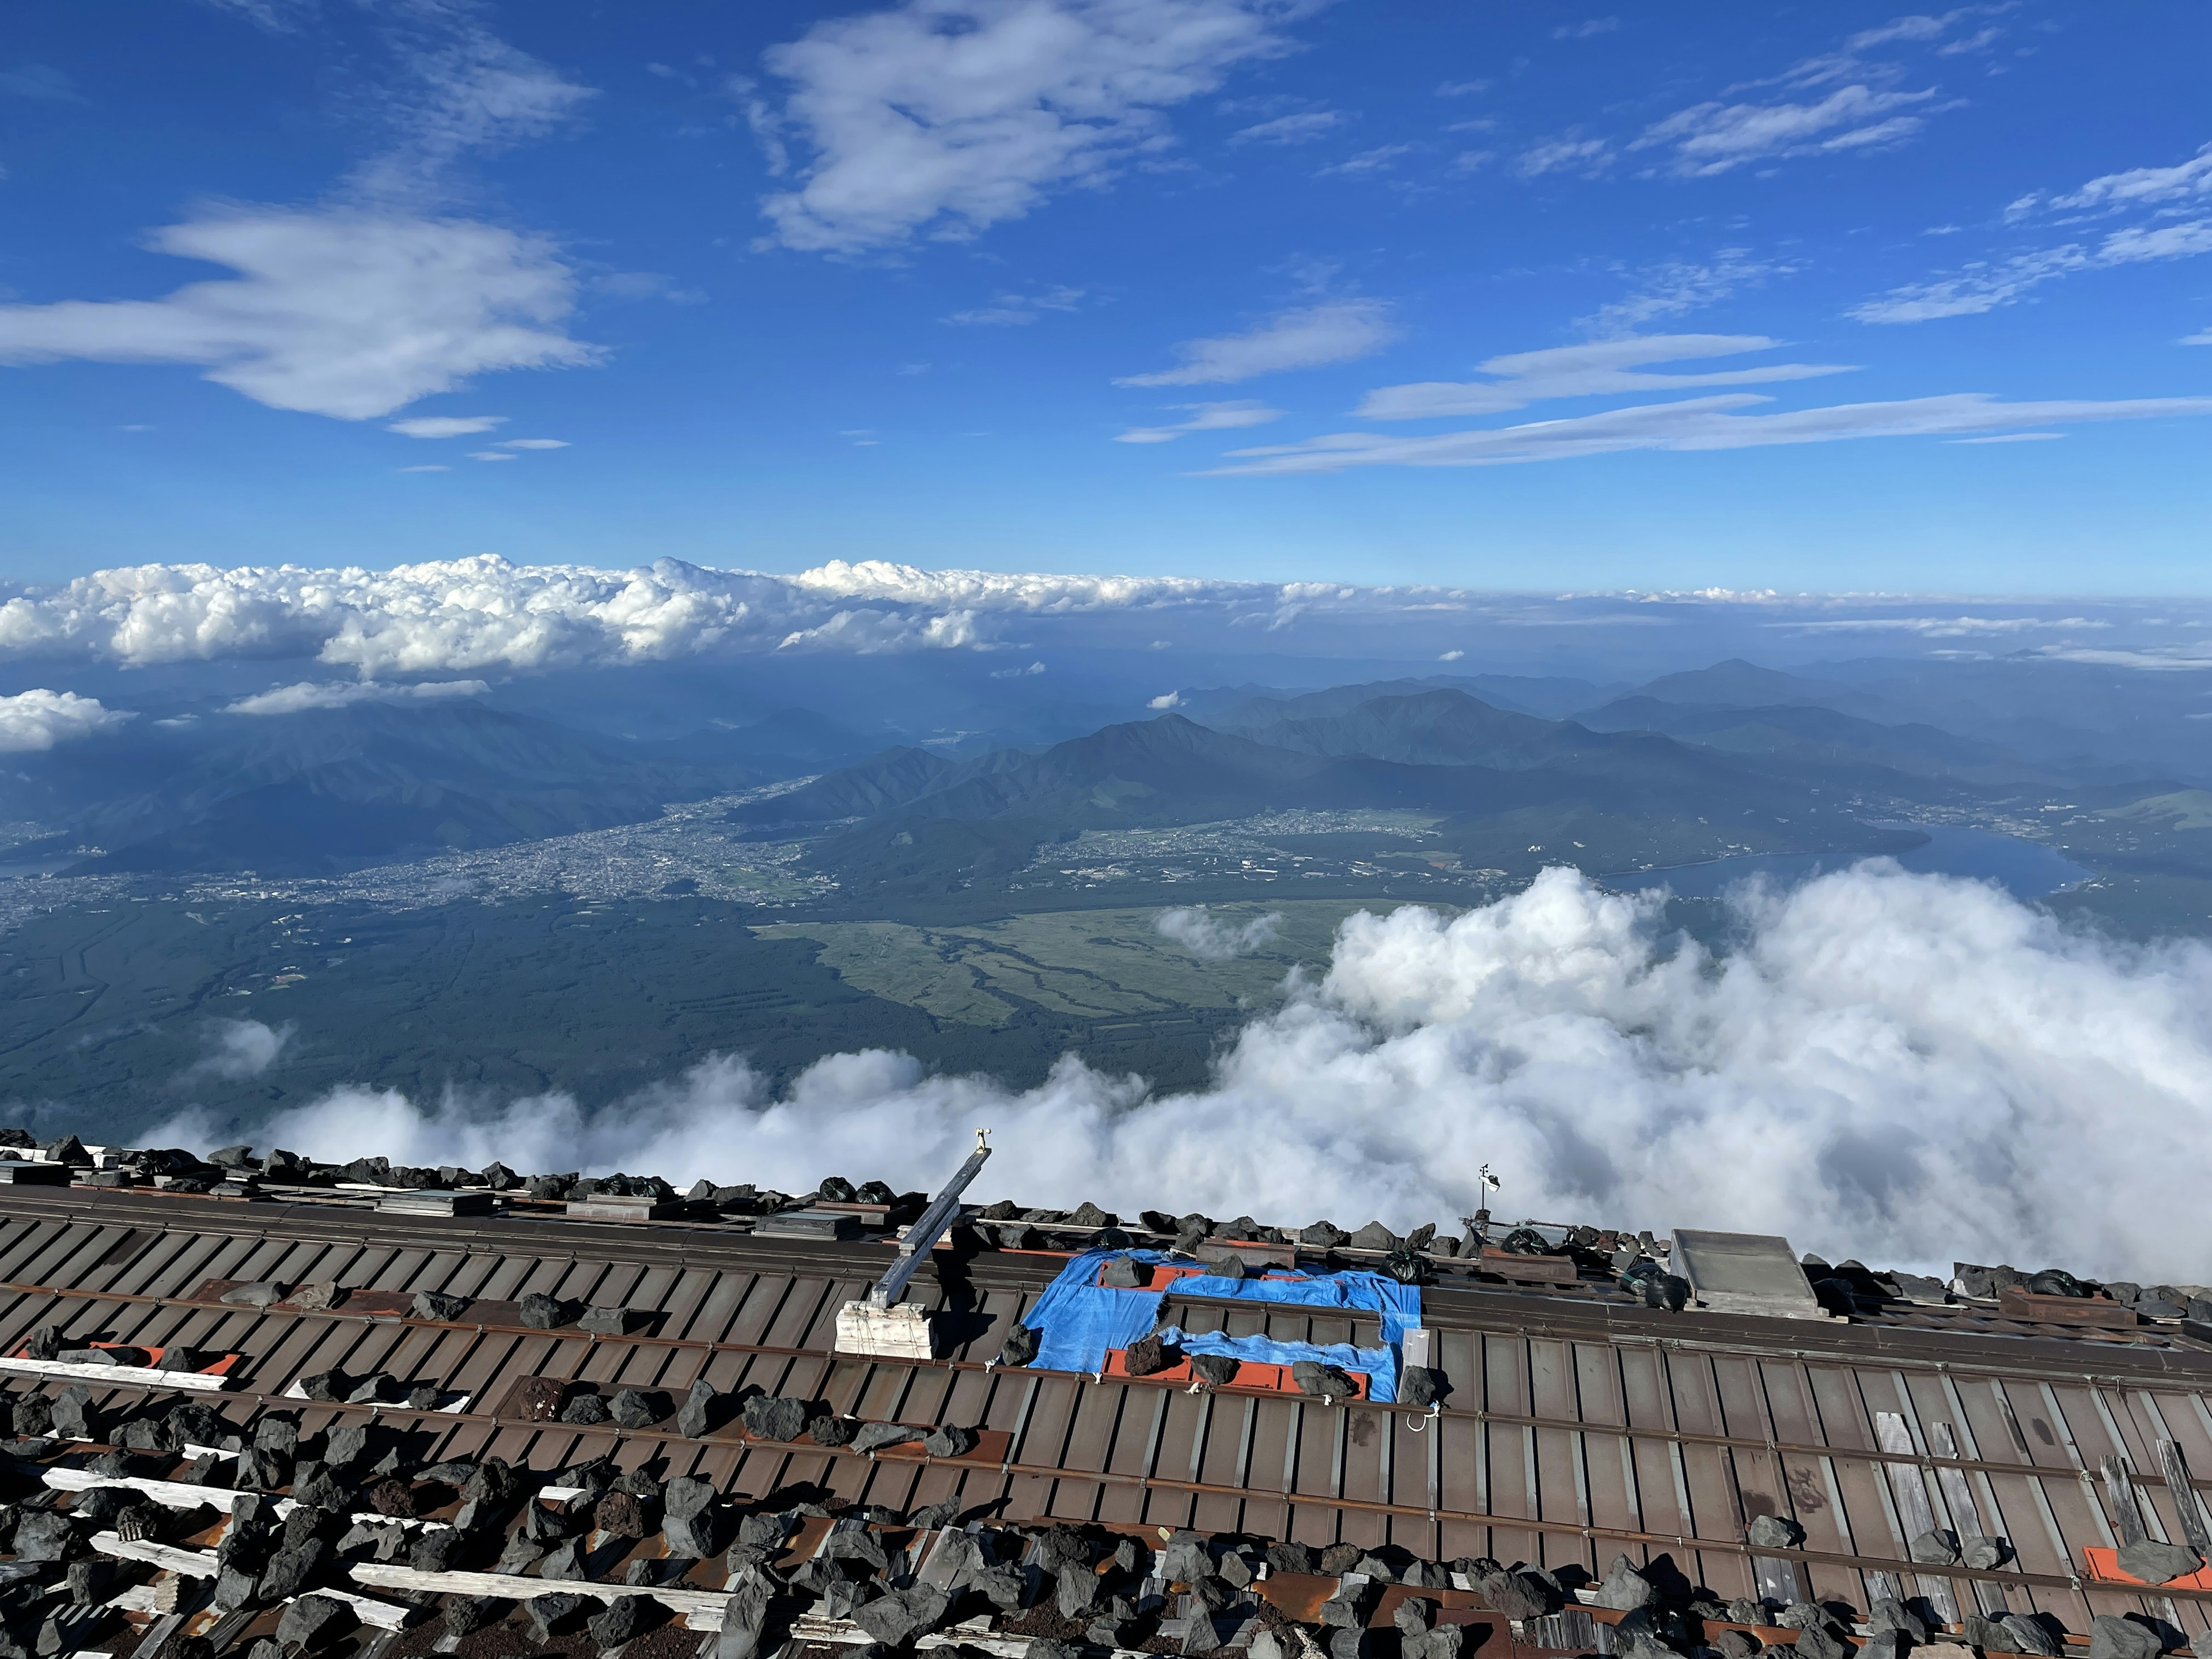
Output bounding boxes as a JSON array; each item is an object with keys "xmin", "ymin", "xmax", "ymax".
[
  {"xmin": 1211, "ymin": 389, "xmax": 2212, "ymax": 475},
  {"xmin": 1115, "ymin": 299, "xmax": 1396, "ymax": 387},
  {"xmin": 0, "ymin": 207, "xmax": 601, "ymax": 419},
  {"xmin": 1551, "ymin": 17, "xmax": 1619, "ymax": 40},
  {"xmin": 1148, "ymin": 690, "xmax": 1184, "ymax": 709},
  {"xmin": 142, "ymin": 865, "xmax": 2212, "ymax": 1279},
  {"xmin": 1355, "ymin": 335, "xmax": 1854, "ymax": 422},
  {"xmin": 187, "ymin": 1018, "xmax": 294, "ymax": 1081},
  {"xmin": 1514, "ymin": 133, "xmax": 1611, "ymax": 179},
  {"xmin": 498, "ymin": 437, "xmax": 569, "ymax": 449},
  {"xmin": 1949, "ymin": 431, "xmax": 2062, "ymax": 444},
  {"xmin": 1633, "ymin": 84, "xmax": 1937, "ymax": 176},
  {"xmin": 349, "ymin": 3, "xmax": 597, "ymax": 202},
  {"xmin": 2041, "ymin": 140, "xmax": 2212, "ymax": 215},
  {"xmin": 752, "ymin": 0, "xmax": 1309, "ymax": 255},
  {"xmin": 1859, "ymin": 141, "xmax": 2212, "ymax": 324},
  {"xmin": 989, "ymin": 659, "xmax": 1048, "ymax": 678},
  {"xmin": 1115, "ymin": 398, "xmax": 1282, "ymax": 442},
  {"xmin": 1438, "ymin": 649, "xmax": 1463, "ymax": 661},
  {"xmin": 1576, "ymin": 250, "xmax": 1802, "ymax": 335},
  {"xmin": 468, "ymin": 450, "xmax": 518, "ymax": 461},
  {"xmin": 398, "ymin": 464, "xmax": 452, "ymax": 473},
  {"xmin": 388, "ymin": 415, "xmax": 506, "ymax": 438},
  {"xmin": 0, "ymin": 554, "xmax": 1275, "ymax": 674},
  {"xmin": 1315, "ymin": 143, "xmax": 1412, "ymax": 178},
  {"xmin": 224, "ymin": 679, "xmax": 491, "ymax": 715},
  {"xmin": 0, "ymin": 689, "xmax": 133, "ymax": 752},
  {"xmin": 1230, "ymin": 109, "xmax": 1342, "ymax": 145},
  {"xmin": 1852, "ymin": 219, "xmax": 2212, "ymax": 323},
  {"xmin": 1155, "ymin": 904, "xmax": 1282, "ymax": 960},
  {"xmin": 942, "ymin": 285, "xmax": 1086, "ymax": 326},
  {"xmin": 2187, "ymin": 327, "xmax": 2212, "ymax": 347}
]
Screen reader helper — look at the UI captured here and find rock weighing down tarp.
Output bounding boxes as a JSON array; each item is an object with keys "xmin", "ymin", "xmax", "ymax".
[{"xmin": 1023, "ymin": 1248, "xmax": 1421, "ymax": 1402}]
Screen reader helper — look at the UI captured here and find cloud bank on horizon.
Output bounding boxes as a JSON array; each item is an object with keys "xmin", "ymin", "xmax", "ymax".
[
  {"xmin": 144, "ymin": 863, "xmax": 2212, "ymax": 1283},
  {"xmin": 3, "ymin": 554, "xmax": 2205, "ymax": 680}
]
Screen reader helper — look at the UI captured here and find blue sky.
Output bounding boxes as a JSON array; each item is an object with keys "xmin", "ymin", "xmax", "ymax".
[{"xmin": 1, "ymin": 0, "xmax": 2209, "ymax": 594}]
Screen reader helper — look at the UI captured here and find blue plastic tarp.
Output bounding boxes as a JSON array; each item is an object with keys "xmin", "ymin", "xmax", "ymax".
[{"xmin": 1019, "ymin": 1247, "xmax": 1420, "ymax": 1402}]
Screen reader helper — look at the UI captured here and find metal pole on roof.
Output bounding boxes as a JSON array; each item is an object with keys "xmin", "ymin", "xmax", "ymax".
[{"xmin": 864, "ymin": 1128, "xmax": 993, "ymax": 1312}]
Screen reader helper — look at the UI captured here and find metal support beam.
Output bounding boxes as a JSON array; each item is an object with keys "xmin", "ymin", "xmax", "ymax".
[{"xmin": 866, "ymin": 1131, "xmax": 993, "ymax": 1312}]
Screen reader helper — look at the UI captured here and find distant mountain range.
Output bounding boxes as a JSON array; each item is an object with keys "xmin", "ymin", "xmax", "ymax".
[
  {"xmin": 1, "ymin": 702, "xmax": 880, "ymax": 877},
  {"xmin": 5, "ymin": 653, "xmax": 2181, "ymax": 885},
  {"xmin": 736, "ymin": 688, "xmax": 1929, "ymax": 893}
]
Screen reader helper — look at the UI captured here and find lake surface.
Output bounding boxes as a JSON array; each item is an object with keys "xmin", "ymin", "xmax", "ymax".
[{"xmin": 1606, "ymin": 824, "xmax": 2093, "ymax": 902}]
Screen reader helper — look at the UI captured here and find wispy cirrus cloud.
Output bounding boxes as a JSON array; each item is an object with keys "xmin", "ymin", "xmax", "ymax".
[
  {"xmin": 1515, "ymin": 132, "xmax": 1611, "ymax": 179},
  {"xmin": 750, "ymin": 0, "xmax": 1312, "ymax": 255},
  {"xmin": 1230, "ymin": 109, "xmax": 1343, "ymax": 145},
  {"xmin": 1115, "ymin": 299, "xmax": 1396, "ymax": 387},
  {"xmin": 1114, "ymin": 399, "xmax": 1282, "ymax": 442},
  {"xmin": 1633, "ymin": 84, "xmax": 1939, "ymax": 177},
  {"xmin": 1853, "ymin": 143, "xmax": 2212, "ymax": 323},
  {"xmin": 942, "ymin": 285, "xmax": 1087, "ymax": 326},
  {"xmin": 1206, "ymin": 390, "xmax": 2212, "ymax": 475},
  {"xmin": 1355, "ymin": 335, "xmax": 1853, "ymax": 422},
  {"xmin": 1575, "ymin": 250, "xmax": 1803, "ymax": 335},
  {"xmin": 1626, "ymin": 8, "xmax": 2002, "ymax": 179}
]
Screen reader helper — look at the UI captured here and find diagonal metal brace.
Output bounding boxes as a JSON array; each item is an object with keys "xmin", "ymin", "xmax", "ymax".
[{"xmin": 865, "ymin": 1131, "xmax": 992, "ymax": 1311}]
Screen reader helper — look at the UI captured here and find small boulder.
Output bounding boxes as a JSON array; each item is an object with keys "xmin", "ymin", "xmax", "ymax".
[
  {"xmin": 808, "ymin": 1414, "xmax": 857, "ymax": 1446},
  {"xmin": 591, "ymin": 1594, "xmax": 661, "ymax": 1645},
  {"xmin": 924, "ymin": 1423, "xmax": 977, "ymax": 1458},
  {"xmin": 999, "ymin": 1324, "xmax": 1041, "ymax": 1366},
  {"xmin": 2118, "ymin": 1537, "xmax": 2202, "ymax": 1585},
  {"xmin": 412, "ymin": 1290, "xmax": 470, "ymax": 1321},
  {"xmin": 1191, "ymin": 1353, "xmax": 1241, "ymax": 1388},
  {"xmin": 1909, "ymin": 1527, "xmax": 1961, "ymax": 1566},
  {"xmin": 578, "ymin": 1304, "xmax": 633, "ymax": 1336},
  {"xmin": 527, "ymin": 1590, "xmax": 590, "ymax": 1639},
  {"xmin": 2089, "ymin": 1616, "xmax": 2164, "ymax": 1659},
  {"xmin": 273, "ymin": 1594, "xmax": 354, "ymax": 1652},
  {"xmin": 1124, "ymin": 1334, "xmax": 1179, "ymax": 1376},
  {"xmin": 518, "ymin": 1291, "xmax": 579, "ymax": 1330},
  {"xmin": 741, "ymin": 1395, "xmax": 808, "ymax": 1443},
  {"xmin": 559, "ymin": 1392, "xmax": 610, "ymax": 1426},
  {"xmin": 1594, "ymin": 1554, "xmax": 1657, "ymax": 1611},
  {"xmin": 219, "ymin": 1281, "xmax": 288, "ymax": 1309},
  {"xmin": 1291, "ymin": 1359, "xmax": 1358, "ymax": 1399},
  {"xmin": 676, "ymin": 1377, "xmax": 724, "ymax": 1437},
  {"xmin": 1747, "ymin": 1515, "xmax": 1804, "ymax": 1550},
  {"xmin": 851, "ymin": 1422, "xmax": 922, "ymax": 1454},
  {"xmin": 611, "ymin": 1387, "xmax": 668, "ymax": 1429}
]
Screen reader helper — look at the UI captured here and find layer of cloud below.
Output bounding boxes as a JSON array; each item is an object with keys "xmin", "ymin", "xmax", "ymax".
[{"xmin": 146, "ymin": 865, "xmax": 2212, "ymax": 1282}]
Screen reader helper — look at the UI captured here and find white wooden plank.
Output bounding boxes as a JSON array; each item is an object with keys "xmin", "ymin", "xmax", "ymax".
[{"xmin": 0, "ymin": 1357, "xmax": 232, "ymax": 1391}]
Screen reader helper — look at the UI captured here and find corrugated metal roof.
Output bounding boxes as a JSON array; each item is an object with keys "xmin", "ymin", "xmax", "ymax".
[{"xmin": 3, "ymin": 1184, "xmax": 2211, "ymax": 1656}]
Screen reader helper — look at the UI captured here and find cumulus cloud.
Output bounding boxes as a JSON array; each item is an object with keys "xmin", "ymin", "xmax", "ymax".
[
  {"xmin": 1355, "ymin": 335, "xmax": 1853, "ymax": 422},
  {"xmin": 751, "ymin": 0, "xmax": 1308, "ymax": 255},
  {"xmin": 1115, "ymin": 399, "xmax": 1282, "ymax": 442},
  {"xmin": 1154, "ymin": 905, "xmax": 1282, "ymax": 960},
  {"xmin": 0, "ymin": 207, "xmax": 601, "ymax": 419},
  {"xmin": 1148, "ymin": 690, "xmax": 1184, "ymax": 709},
  {"xmin": 223, "ymin": 679, "xmax": 491, "ymax": 715},
  {"xmin": 1211, "ymin": 390, "xmax": 2212, "ymax": 475},
  {"xmin": 187, "ymin": 1018, "xmax": 294, "ymax": 1081},
  {"xmin": 0, "ymin": 689, "xmax": 133, "ymax": 752},
  {"xmin": 148, "ymin": 866, "xmax": 2212, "ymax": 1280},
  {"xmin": 1116, "ymin": 300, "xmax": 1396, "ymax": 387}
]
